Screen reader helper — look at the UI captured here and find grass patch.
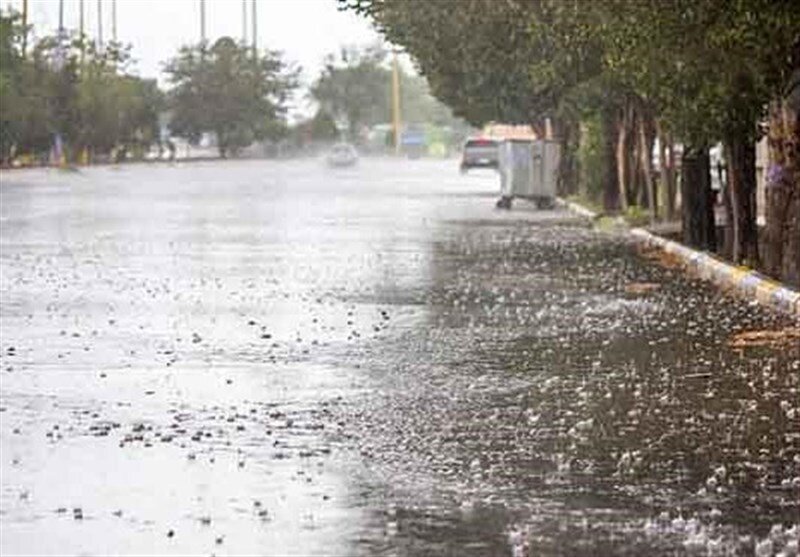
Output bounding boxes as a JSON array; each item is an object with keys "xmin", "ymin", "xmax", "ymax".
[{"xmin": 622, "ymin": 205, "xmax": 650, "ymax": 227}]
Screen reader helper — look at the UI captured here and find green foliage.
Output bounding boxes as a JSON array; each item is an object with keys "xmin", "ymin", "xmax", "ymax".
[
  {"xmin": 309, "ymin": 43, "xmax": 467, "ymax": 144},
  {"xmin": 1, "ymin": 8, "xmax": 165, "ymax": 163},
  {"xmin": 0, "ymin": 11, "xmax": 51, "ymax": 160},
  {"xmin": 594, "ymin": 0, "xmax": 800, "ymax": 145},
  {"xmin": 577, "ymin": 113, "xmax": 606, "ymax": 205},
  {"xmin": 310, "ymin": 44, "xmax": 391, "ymax": 140},
  {"xmin": 309, "ymin": 110, "xmax": 339, "ymax": 141},
  {"xmin": 623, "ymin": 205, "xmax": 649, "ymax": 227},
  {"xmin": 346, "ymin": 0, "xmax": 559, "ymax": 127},
  {"xmin": 347, "ymin": 0, "xmax": 799, "ymax": 149},
  {"xmin": 400, "ymin": 71, "xmax": 465, "ymax": 128},
  {"xmin": 288, "ymin": 109, "xmax": 340, "ymax": 147},
  {"xmin": 164, "ymin": 38, "xmax": 297, "ymax": 158}
]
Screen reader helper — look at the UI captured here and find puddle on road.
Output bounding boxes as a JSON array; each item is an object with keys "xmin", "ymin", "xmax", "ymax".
[{"xmin": 0, "ymin": 360, "xmax": 365, "ymax": 556}]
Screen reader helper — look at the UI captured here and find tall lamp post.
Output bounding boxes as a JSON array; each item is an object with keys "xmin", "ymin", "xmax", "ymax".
[
  {"xmin": 242, "ymin": 0, "xmax": 248, "ymax": 44},
  {"xmin": 200, "ymin": 0, "xmax": 206, "ymax": 45},
  {"xmin": 251, "ymin": 0, "xmax": 257, "ymax": 58},
  {"xmin": 391, "ymin": 50, "xmax": 402, "ymax": 156},
  {"xmin": 97, "ymin": 0, "xmax": 103, "ymax": 51},
  {"xmin": 21, "ymin": 0, "xmax": 27, "ymax": 56}
]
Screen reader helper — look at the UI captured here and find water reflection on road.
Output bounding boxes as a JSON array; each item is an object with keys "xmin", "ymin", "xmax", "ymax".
[{"xmin": 1, "ymin": 159, "xmax": 798, "ymax": 555}]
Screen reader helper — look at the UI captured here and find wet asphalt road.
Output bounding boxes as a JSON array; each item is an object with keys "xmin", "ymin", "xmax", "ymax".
[{"xmin": 1, "ymin": 158, "xmax": 798, "ymax": 556}]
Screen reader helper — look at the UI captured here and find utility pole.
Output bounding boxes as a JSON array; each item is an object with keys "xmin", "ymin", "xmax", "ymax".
[
  {"xmin": 112, "ymin": 0, "xmax": 117, "ymax": 42},
  {"xmin": 97, "ymin": 0, "xmax": 103, "ymax": 51},
  {"xmin": 242, "ymin": 0, "xmax": 248, "ymax": 44},
  {"xmin": 54, "ymin": 0, "xmax": 67, "ymax": 168},
  {"xmin": 58, "ymin": 0, "xmax": 64, "ymax": 35},
  {"xmin": 79, "ymin": 0, "xmax": 85, "ymax": 64},
  {"xmin": 200, "ymin": 0, "xmax": 206, "ymax": 45},
  {"xmin": 21, "ymin": 0, "xmax": 27, "ymax": 56},
  {"xmin": 56, "ymin": 0, "xmax": 66, "ymax": 66},
  {"xmin": 79, "ymin": 0, "xmax": 88, "ymax": 165},
  {"xmin": 251, "ymin": 0, "xmax": 257, "ymax": 58},
  {"xmin": 392, "ymin": 51, "xmax": 402, "ymax": 156}
]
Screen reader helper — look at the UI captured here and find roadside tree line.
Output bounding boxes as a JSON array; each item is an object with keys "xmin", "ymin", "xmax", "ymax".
[
  {"xmin": 0, "ymin": 10, "xmax": 297, "ymax": 163},
  {"xmin": 1, "ymin": 13, "xmax": 162, "ymax": 164},
  {"xmin": 347, "ymin": 0, "xmax": 800, "ymax": 287},
  {"xmin": 1, "ymin": 10, "xmax": 467, "ymax": 164}
]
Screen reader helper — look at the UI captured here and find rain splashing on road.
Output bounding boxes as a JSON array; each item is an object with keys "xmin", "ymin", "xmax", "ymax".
[{"xmin": 2, "ymin": 159, "xmax": 798, "ymax": 555}]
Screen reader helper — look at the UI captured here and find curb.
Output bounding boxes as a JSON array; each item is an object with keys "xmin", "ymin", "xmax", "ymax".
[
  {"xmin": 555, "ymin": 198, "xmax": 600, "ymax": 220},
  {"xmin": 630, "ymin": 227, "xmax": 800, "ymax": 317},
  {"xmin": 557, "ymin": 198, "xmax": 800, "ymax": 318}
]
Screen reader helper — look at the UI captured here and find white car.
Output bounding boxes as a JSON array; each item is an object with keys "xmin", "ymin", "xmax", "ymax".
[{"xmin": 326, "ymin": 143, "xmax": 358, "ymax": 167}]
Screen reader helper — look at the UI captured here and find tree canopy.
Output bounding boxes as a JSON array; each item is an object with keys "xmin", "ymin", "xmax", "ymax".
[
  {"xmin": 1, "ymin": 10, "xmax": 163, "ymax": 163},
  {"xmin": 345, "ymin": 0, "xmax": 800, "ymax": 282},
  {"xmin": 164, "ymin": 37, "xmax": 297, "ymax": 158}
]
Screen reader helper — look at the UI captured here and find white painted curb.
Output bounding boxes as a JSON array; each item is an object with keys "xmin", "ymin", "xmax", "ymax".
[
  {"xmin": 556, "ymin": 198, "xmax": 800, "ymax": 317},
  {"xmin": 555, "ymin": 198, "xmax": 599, "ymax": 219},
  {"xmin": 629, "ymin": 227, "xmax": 800, "ymax": 318}
]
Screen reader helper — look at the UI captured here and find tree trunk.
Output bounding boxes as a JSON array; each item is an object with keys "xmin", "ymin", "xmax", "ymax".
[
  {"xmin": 602, "ymin": 106, "xmax": 620, "ymax": 212},
  {"xmin": 764, "ymin": 95, "xmax": 800, "ymax": 287},
  {"xmin": 723, "ymin": 134, "xmax": 759, "ymax": 265},
  {"xmin": 656, "ymin": 123, "xmax": 676, "ymax": 220},
  {"xmin": 681, "ymin": 146, "xmax": 716, "ymax": 251},
  {"xmin": 556, "ymin": 117, "xmax": 579, "ymax": 197},
  {"xmin": 217, "ymin": 131, "xmax": 228, "ymax": 159},
  {"xmin": 616, "ymin": 101, "xmax": 631, "ymax": 212},
  {"xmin": 638, "ymin": 110, "xmax": 657, "ymax": 223},
  {"xmin": 720, "ymin": 148, "xmax": 734, "ymax": 259}
]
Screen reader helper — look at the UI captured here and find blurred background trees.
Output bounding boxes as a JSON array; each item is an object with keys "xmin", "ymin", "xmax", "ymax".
[
  {"xmin": 164, "ymin": 37, "xmax": 297, "ymax": 158},
  {"xmin": 308, "ymin": 43, "xmax": 467, "ymax": 146},
  {"xmin": 0, "ymin": 11, "xmax": 163, "ymax": 164},
  {"xmin": 310, "ymin": 44, "xmax": 390, "ymax": 141}
]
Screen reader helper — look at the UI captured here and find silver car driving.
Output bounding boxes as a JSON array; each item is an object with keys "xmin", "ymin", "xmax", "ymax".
[{"xmin": 460, "ymin": 138, "xmax": 499, "ymax": 173}]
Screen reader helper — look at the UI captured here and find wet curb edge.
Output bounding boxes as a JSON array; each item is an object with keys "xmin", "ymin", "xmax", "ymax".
[{"xmin": 557, "ymin": 198, "xmax": 800, "ymax": 318}]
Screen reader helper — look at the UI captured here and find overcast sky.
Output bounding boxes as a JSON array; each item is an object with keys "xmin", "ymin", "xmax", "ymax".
[{"xmin": 19, "ymin": 0, "xmax": 383, "ymax": 117}]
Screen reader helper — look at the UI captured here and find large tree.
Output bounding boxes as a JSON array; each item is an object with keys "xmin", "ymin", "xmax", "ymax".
[
  {"xmin": 310, "ymin": 44, "xmax": 391, "ymax": 142},
  {"xmin": 1, "ymin": 11, "xmax": 53, "ymax": 161},
  {"xmin": 164, "ymin": 37, "xmax": 297, "ymax": 158},
  {"xmin": 349, "ymin": 0, "xmax": 558, "ymax": 129},
  {"xmin": 1, "ymin": 9, "xmax": 165, "ymax": 164}
]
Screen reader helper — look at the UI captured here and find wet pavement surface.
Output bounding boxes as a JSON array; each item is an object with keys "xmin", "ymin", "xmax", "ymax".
[{"xmin": 1, "ymin": 159, "xmax": 798, "ymax": 556}]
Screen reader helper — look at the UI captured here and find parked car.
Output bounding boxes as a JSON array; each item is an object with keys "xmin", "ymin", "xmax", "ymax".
[
  {"xmin": 460, "ymin": 138, "xmax": 500, "ymax": 173},
  {"xmin": 326, "ymin": 143, "xmax": 358, "ymax": 167}
]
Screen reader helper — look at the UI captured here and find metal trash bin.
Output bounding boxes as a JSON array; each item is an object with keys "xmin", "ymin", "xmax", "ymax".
[{"xmin": 497, "ymin": 139, "xmax": 560, "ymax": 209}]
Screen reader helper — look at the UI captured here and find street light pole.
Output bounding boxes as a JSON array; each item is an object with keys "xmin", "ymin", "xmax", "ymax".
[
  {"xmin": 56, "ymin": 0, "xmax": 66, "ymax": 66},
  {"xmin": 21, "ymin": 0, "xmax": 27, "ymax": 56},
  {"xmin": 392, "ymin": 51, "xmax": 402, "ymax": 156},
  {"xmin": 242, "ymin": 0, "xmax": 247, "ymax": 44},
  {"xmin": 97, "ymin": 0, "xmax": 103, "ymax": 51},
  {"xmin": 79, "ymin": 0, "xmax": 85, "ymax": 64},
  {"xmin": 112, "ymin": 0, "xmax": 117, "ymax": 42},
  {"xmin": 200, "ymin": 0, "xmax": 206, "ymax": 45},
  {"xmin": 251, "ymin": 0, "xmax": 257, "ymax": 58}
]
